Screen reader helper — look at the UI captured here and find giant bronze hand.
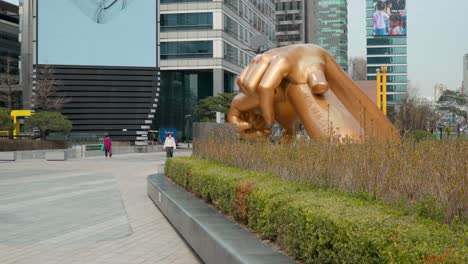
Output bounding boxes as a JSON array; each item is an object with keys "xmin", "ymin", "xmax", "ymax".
[{"xmin": 228, "ymin": 44, "xmax": 400, "ymax": 142}]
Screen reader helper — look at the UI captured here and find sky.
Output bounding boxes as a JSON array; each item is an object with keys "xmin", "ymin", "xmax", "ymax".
[
  {"xmin": 349, "ymin": 0, "xmax": 468, "ymax": 97},
  {"xmin": 5, "ymin": 0, "xmax": 468, "ymax": 97}
]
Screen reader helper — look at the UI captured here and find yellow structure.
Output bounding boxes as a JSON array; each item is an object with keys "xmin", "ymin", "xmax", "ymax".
[
  {"xmin": 10, "ymin": 110, "xmax": 32, "ymax": 138},
  {"xmin": 228, "ymin": 44, "xmax": 399, "ymax": 142},
  {"xmin": 376, "ymin": 66, "xmax": 388, "ymax": 115}
]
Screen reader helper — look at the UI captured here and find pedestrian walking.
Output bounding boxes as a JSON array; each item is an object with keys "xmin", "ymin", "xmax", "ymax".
[
  {"xmin": 163, "ymin": 133, "xmax": 176, "ymax": 158},
  {"xmin": 103, "ymin": 135, "xmax": 112, "ymax": 158}
]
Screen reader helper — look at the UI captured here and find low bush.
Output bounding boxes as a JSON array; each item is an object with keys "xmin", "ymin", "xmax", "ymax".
[
  {"xmin": 165, "ymin": 157, "xmax": 467, "ymax": 264},
  {"xmin": 0, "ymin": 107, "xmax": 13, "ymax": 130}
]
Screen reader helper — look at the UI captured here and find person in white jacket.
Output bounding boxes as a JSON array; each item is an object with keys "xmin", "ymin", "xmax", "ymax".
[{"xmin": 163, "ymin": 133, "xmax": 176, "ymax": 158}]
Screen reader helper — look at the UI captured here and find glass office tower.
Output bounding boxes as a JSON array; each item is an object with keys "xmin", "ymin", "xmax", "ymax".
[
  {"xmin": 366, "ymin": 0, "xmax": 408, "ymax": 105},
  {"xmin": 306, "ymin": 0, "xmax": 348, "ymax": 71},
  {"xmin": 275, "ymin": 0, "xmax": 348, "ymax": 71}
]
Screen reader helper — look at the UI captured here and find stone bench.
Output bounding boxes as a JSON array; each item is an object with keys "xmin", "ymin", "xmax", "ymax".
[
  {"xmin": 147, "ymin": 174, "xmax": 294, "ymax": 264},
  {"xmin": 0, "ymin": 152, "xmax": 16, "ymax": 161}
]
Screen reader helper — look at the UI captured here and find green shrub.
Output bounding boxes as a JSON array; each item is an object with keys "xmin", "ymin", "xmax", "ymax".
[
  {"xmin": 165, "ymin": 157, "xmax": 467, "ymax": 264},
  {"xmin": 24, "ymin": 111, "xmax": 72, "ymax": 139},
  {"xmin": 0, "ymin": 107, "xmax": 13, "ymax": 130}
]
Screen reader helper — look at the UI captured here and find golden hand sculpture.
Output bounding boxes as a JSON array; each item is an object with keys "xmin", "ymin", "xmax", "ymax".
[{"xmin": 228, "ymin": 44, "xmax": 400, "ymax": 142}]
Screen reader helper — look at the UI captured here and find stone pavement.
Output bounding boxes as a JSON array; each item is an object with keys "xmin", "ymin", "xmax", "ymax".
[{"xmin": 0, "ymin": 150, "xmax": 201, "ymax": 264}]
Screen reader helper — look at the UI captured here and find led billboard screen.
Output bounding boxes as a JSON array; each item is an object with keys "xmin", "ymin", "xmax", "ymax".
[
  {"xmin": 372, "ymin": 0, "xmax": 407, "ymax": 36},
  {"xmin": 38, "ymin": 0, "xmax": 157, "ymax": 67}
]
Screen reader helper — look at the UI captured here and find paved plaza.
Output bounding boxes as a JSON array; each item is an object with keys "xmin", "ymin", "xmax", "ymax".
[{"xmin": 0, "ymin": 150, "xmax": 201, "ymax": 264}]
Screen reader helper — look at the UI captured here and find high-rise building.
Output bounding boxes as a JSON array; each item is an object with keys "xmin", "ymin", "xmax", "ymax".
[
  {"xmin": 0, "ymin": 0, "xmax": 20, "ymax": 109},
  {"xmin": 306, "ymin": 0, "xmax": 348, "ymax": 71},
  {"xmin": 366, "ymin": 0, "xmax": 408, "ymax": 106},
  {"xmin": 463, "ymin": 54, "xmax": 468, "ymax": 96},
  {"xmin": 274, "ymin": 0, "xmax": 348, "ymax": 71},
  {"xmin": 275, "ymin": 0, "xmax": 305, "ymax": 45},
  {"xmin": 157, "ymin": 0, "xmax": 276, "ymax": 135},
  {"xmin": 20, "ymin": 0, "xmax": 159, "ymax": 142}
]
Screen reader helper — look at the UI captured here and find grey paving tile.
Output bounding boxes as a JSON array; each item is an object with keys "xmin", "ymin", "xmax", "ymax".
[{"xmin": 0, "ymin": 151, "xmax": 199, "ymax": 264}]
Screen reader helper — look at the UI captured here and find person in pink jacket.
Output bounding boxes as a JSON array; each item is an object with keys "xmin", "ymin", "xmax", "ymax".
[{"xmin": 103, "ymin": 135, "xmax": 112, "ymax": 158}]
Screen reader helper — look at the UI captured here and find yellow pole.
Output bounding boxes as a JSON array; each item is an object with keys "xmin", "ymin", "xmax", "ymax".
[
  {"xmin": 10, "ymin": 110, "xmax": 32, "ymax": 139},
  {"xmin": 376, "ymin": 69, "xmax": 381, "ymax": 110},
  {"xmin": 12, "ymin": 116, "xmax": 18, "ymax": 138},
  {"xmin": 382, "ymin": 66, "xmax": 387, "ymax": 115}
]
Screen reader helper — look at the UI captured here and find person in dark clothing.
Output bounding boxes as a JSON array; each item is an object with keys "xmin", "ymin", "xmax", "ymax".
[{"xmin": 390, "ymin": 0, "xmax": 405, "ymax": 10}]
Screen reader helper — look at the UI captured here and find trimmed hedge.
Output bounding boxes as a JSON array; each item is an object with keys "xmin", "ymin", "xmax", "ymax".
[{"xmin": 165, "ymin": 157, "xmax": 467, "ymax": 264}]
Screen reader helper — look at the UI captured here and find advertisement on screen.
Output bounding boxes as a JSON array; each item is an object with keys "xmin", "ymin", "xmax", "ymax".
[
  {"xmin": 38, "ymin": 0, "xmax": 157, "ymax": 67},
  {"xmin": 372, "ymin": 0, "xmax": 407, "ymax": 36}
]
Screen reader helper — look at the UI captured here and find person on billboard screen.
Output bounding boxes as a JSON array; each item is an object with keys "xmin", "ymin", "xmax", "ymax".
[
  {"xmin": 384, "ymin": 1, "xmax": 392, "ymax": 15},
  {"xmin": 389, "ymin": 14, "xmax": 403, "ymax": 35},
  {"xmin": 373, "ymin": 1, "xmax": 390, "ymax": 35}
]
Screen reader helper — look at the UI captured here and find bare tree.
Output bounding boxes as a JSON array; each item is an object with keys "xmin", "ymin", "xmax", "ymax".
[
  {"xmin": 348, "ymin": 57, "xmax": 367, "ymax": 81},
  {"xmin": 0, "ymin": 57, "xmax": 20, "ymax": 112},
  {"xmin": 33, "ymin": 66, "xmax": 69, "ymax": 111},
  {"xmin": 394, "ymin": 86, "xmax": 435, "ymax": 135}
]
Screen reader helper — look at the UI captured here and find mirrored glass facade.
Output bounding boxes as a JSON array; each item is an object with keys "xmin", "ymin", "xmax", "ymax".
[{"xmin": 157, "ymin": 71, "xmax": 213, "ymax": 134}]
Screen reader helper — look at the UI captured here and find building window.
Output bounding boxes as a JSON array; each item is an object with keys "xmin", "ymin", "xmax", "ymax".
[
  {"xmin": 224, "ymin": 71, "xmax": 235, "ymax": 93},
  {"xmin": 223, "ymin": 42, "xmax": 238, "ymax": 65},
  {"xmin": 367, "ymin": 75, "xmax": 407, "ymax": 83},
  {"xmin": 367, "ymin": 47, "xmax": 407, "ymax": 55},
  {"xmin": 367, "ymin": 38, "xmax": 407, "ymax": 45},
  {"xmin": 161, "ymin": 13, "xmax": 213, "ymax": 31},
  {"xmin": 367, "ymin": 66, "xmax": 407, "ymax": 74},
  {"xmin": 223, "ymin": 14, "xmax": 238, "ymax": 38},
  {"xmin": 160, "ymin": 41, "xmax": 213, "ymax": 59},
  {"xmin": 367, "ymin": 56, "xmax": 407, "ymax": 64}
]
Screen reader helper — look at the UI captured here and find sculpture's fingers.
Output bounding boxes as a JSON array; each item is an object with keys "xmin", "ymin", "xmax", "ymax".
[
  {"xmin": 231, "ymin": 118, "xmax": 252, "ymax": 132},
  {"xmin": 242, "ymin": 54, "xmax": 271, "ymax": 95},
  {"xmin": 228, "ymin": 93, "xmax": 260, "ymax": 132},
  {"xmin": 258, "ymin": 58, "xmax": 290, "ymax": 126},
  {"xmin": 240, "ymin": 128, "xmax": 271, "ymax": 138},
  {"xmin": 237, "ymin": 64, "xmax": 252, "ymax": 95},
  {"xmin": 307, "ymin": 66, "xmax": 329, "ymax": 95}
]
